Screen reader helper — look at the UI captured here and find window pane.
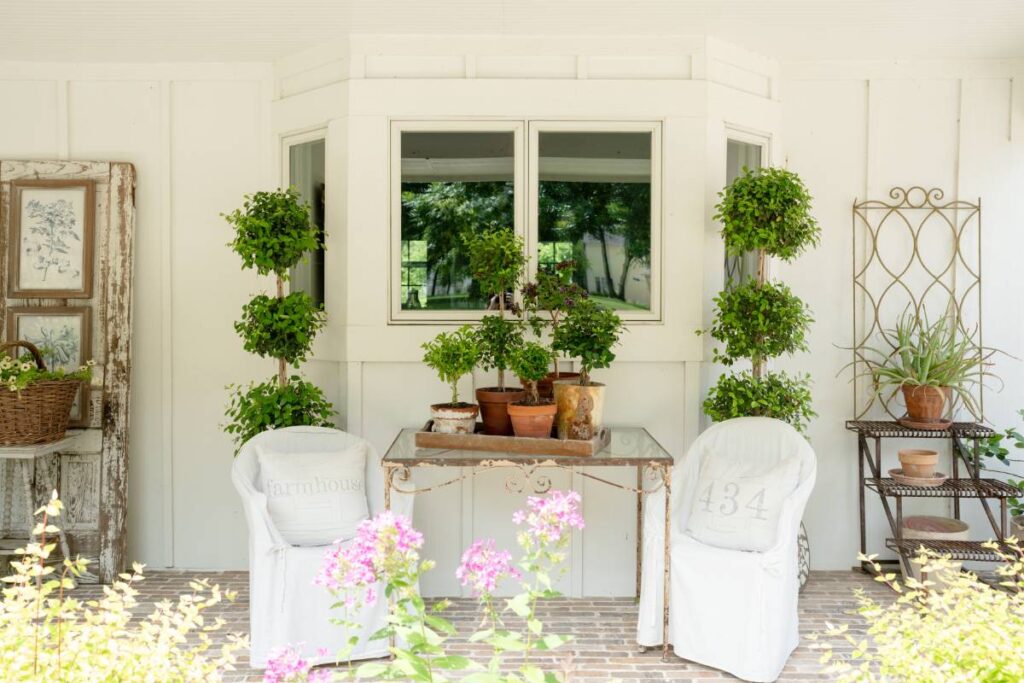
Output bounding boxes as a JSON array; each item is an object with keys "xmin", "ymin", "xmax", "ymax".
[
  {"xmin": 400, "ymin": 131, "xmax": 515, "ymax": 311},
  {"xmin": 288, "ymin": 138, "xmax": 326, "ymax": 307},
  {"xmin": 538, "ymin": 131, "xmax": 652, "ymax": 311},
  {"xmin": 724, "ymin": 139, "xmax": 763, "ymax": 287}
]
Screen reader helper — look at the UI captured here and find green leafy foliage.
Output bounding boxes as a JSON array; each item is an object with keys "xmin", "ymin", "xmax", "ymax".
[
  {"xmin": 703, "ymin": 371, "xmax": 816, "ymax": 434},
  {"xmin": 0, "ymin": 349, "xmax": 91, "ymax": 392},
  {"xmin": 234, "ymin": 292, "xmax": 326, "ymax": 366},
  {"xmin": 475, "ymin": 315, "xmax": 524, "ymax": 391},
  {"xmin": 522, "ymin": 261, "xmax": 588, "ymax": 373},
  {"xmin": 421, "ymin": 325, "xmax": 480, "ymax": 405},
  {"xmin": 510, "ymin": 342, "xmax": 554, "ymax": 406},
  {"xmin": 702, "ymin": 280, "xmax": 813, "ymax": 367},
  {"xmin": 977, "ymin": 408, "xmax": 1024, "ymax": 517},
  {"xmin": 224, "ymin": 376, "xmax": 335, "ymax": 453},
  {"xmin": 714, "ymin": 167, "xmax": 820, "ymax": 261},
  {"xmin": 224, "ymin": 187, "xmax": 322, "ymax": 278},
  {"xmin": 552, "ymin": 299, "xmax": 624, "ymax": 386},
  {"xmin": 465, "ymin": 229, "xmax": 527, "ymax": 300}
]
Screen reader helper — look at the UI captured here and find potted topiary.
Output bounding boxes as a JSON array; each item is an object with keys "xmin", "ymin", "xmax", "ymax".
[
  {"xmin": 552, "ymin": 298, "xmax": 624, "ymax": 440},
  {"xmin": 422, "ymin": 325, "xmax": 480, "ymax": 434},
  {"xmin": 223, "ymin": 188, "xmax": 334, "ymax": 453},
  {"xmin": 466, "ymin": 229, "xmax": 526, "ymax": 435},
  {"xmin": 702, "ymin": 167, "xmax": 820, "ymax": 433},
  {"xmin": 507, "ymin": 341, "xmax": 558, "ymax": 439},
  {"xmin": 522, "ymin": 260, "xmax": 586, "ymax": 399}
]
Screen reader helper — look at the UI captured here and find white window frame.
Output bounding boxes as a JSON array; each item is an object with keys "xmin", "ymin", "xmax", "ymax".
[
  {"xmin": 389, "ymin": 120, "xmax": 525, "ymax": 323},
  {"xmin": 281, "ymin": 127, "xmax": 328, "ymax": 296},
  {"xmin": 528, "ymin": 120, "xmax": 663, "ymax": 322}
]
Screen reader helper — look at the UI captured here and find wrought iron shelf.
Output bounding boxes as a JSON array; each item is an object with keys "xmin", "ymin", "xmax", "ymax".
[
  {"xmin": 867, "ymin": 477, "xmax": 1018, "ymax": 499},
  {"xmin": 885, "ymin": 538, "xmax": 1006, "ymax": 563},
  {"xmin": 846, "ymin": 420, "xmax": 994, "ymax": 440}
]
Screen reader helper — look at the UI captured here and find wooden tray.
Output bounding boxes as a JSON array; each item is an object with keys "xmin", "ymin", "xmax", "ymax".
[{"xmin": 414, "ymin": 421, "xmax": 610, "ymax": 457}]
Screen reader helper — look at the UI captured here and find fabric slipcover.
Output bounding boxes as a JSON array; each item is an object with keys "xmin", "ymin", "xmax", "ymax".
[
  {"xmin": 233, "ymin": 426, "xmax": 413, "ymax": 669},
  {"xmin": 636, "ymin": 417, "xmax": 817, "ymax": 682}
]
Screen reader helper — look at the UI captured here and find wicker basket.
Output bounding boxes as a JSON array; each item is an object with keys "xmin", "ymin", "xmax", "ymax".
[{"xmin": 0, "ymin": 341, "xmax": 82, "ymax": 446}]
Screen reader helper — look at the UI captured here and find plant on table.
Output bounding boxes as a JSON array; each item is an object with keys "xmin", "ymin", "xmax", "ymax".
[
  {"xmin": 522, "ymin": 261, "xmax": 589, "ymax": 393},
  {"xmin": 507, "ymin": 341, "xmax": 558, "ymax": 438},
  {"xmin": 422, "ymin": 325, "xmax": 480, "ymax": 434},
  {"xmin": 702, "ymin": 166, "xmax": 819, "ymax": 433},
  {"xmin": 223, "ymin": 188, "xmax": 333, "ymax": 452},
  {"xmin": 551, "ymin": 298, "xmax": 624, "ymax": 440},
  {"xmin": 0, "ymin": 493, "xmax": 246, "ymax": 679},
  {"xmin": 466, "ymin": 229, "xmax": 528, "ymax": 435},
  {"xmin": 297, "ymin": 489, "xmax": 582, "ymax": 683}
]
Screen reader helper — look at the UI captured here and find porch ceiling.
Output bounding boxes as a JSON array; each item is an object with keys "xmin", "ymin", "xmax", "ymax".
[{"xmin": 4, "ymin": 0, "xmax": 1024, "ymax": 64}]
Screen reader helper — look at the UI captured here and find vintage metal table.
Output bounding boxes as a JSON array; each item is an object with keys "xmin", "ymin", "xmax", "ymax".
[{"xmin": 382, "ymin": 426, "xmax": 674, "ymax": 660}]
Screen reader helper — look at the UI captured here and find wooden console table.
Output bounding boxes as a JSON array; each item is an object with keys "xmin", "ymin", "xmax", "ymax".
[{"xmin": 382, "ymin": 426, "xmax": 674, "ymax": 660}]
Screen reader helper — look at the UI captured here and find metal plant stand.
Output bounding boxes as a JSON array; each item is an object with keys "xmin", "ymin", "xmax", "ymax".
[{"xmin": 846, "ymin": 420, "xmax": 1016, "ymax": 575}]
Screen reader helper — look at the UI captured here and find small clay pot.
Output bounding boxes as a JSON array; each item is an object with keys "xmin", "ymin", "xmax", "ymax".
[
  {"xmin": 507, "ymin": 401, "xmax": 557, "ymax": 439},
  {"xmin": 430, "ymin": 403, "xmax": 478, "ymax": 434},
  {"xmin": 898, "ymin": 448, "xmax": 940, "ymax": 478},
  {"xmin": 553, "ymin": 380, "xmax": 605, "ymax": 440},
  {"xmin": 537, "ymin": 371, "xmax": 581, "ymax": 400},
  {"xmin": 901, "ymin": 385, "xmax": 951, "ymax": 425},
  {"xmin": 476, "ymin": 387, "xmax": 526, "ymax": 436}
]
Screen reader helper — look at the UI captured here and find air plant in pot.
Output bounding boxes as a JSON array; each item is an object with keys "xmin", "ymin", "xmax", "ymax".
[
  {"xmin": 522, "ymin": 260, "xmax": 588, "ymax": 398},
  {"xmin": 858, "ymin": 310, "xmax": 1001, "ymax": 430},
  {"xmin": 421, "ymin": 325, "xmax": 480, "ymax": 434},
  {"xmin": 552, "ymin": 298, "xmax": 624, "ymax": 440},
  {"xmin": 466, "ymin": 229, "xmax": 527, "ymax": 435},
  {"xmin": 507, "ymin": 341, "xmax": 558, "ymax": 439}
]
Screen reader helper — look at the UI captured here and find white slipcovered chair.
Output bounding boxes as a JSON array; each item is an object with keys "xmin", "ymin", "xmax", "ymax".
[
  {"xmin": 636, "ymin": 417, "xmax": 816, "ymax": 682},
  {"xmin": 233, "ymin": 426, "xmax": 412, "ymax": 669}
]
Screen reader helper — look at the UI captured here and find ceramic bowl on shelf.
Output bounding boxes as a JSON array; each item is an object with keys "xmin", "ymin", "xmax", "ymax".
[{"xmin": 889, "ymin": 467, "xmax": 948, "ymax": 488}]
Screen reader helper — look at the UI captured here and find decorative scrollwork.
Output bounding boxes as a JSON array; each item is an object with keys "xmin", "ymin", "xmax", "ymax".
[{"xmin": 504, "ymin": 465, "xmax": 553, "ymax": 494}]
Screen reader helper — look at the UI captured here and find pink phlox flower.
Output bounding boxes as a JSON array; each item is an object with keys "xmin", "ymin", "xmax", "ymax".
[
  {"xmin": 456, "ymin": 538, "xmax": 520, "ymax": 596},
  {"xmin": 513, "ymin": 490, "xmax": 585, "ymax": 544},
  {"xmin": 264, "ymin": 644, "xmax": 326, "ymax": 683}
]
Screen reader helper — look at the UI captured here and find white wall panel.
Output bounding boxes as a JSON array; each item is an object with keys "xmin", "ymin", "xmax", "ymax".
[{"xmin": 0, "ymin": 80, "xmax": 59, "ymax": 157}]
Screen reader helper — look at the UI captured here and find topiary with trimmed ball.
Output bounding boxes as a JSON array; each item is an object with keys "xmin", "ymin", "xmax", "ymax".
[
  {"xmin": 702, "ymin": 167, "xmax": 820, "ymax": 432},
  {"xmin": 223, "ymin": 188, "xmax": 334, "ymax": 452}
]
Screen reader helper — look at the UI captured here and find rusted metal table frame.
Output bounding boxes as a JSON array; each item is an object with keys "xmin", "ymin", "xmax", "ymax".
[{"xmin": 382, "ymin": 426, "xmax": 674, "ymax": 661}]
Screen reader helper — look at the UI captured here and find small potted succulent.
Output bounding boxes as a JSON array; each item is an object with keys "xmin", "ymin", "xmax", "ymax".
[
  {"xmin": 421, "ymin": 325, "xmax": 480, "ymax": 434},
  {"xmin": 507, "ymin": 342, "xmax": 558, "ymax": 439},
  {"xmin": 859, "ymin": 310, "xmax": 999, "ymax": 429},
  {"xmin": 466, "ymin": 229, "xmax": 527, "ymax": 435},
  {"xmin": 522, "ymin": 261, "xmax": 586, "ymax": 399},
  {"xmin": 552, "ymin": 299, "xmax": 624, "ymax": 440}
]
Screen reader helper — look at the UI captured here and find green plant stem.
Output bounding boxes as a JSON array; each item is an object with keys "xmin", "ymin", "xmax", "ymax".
[{"xmin": 276, "ymin": 276, "xmax": 287, "ymax": 388}]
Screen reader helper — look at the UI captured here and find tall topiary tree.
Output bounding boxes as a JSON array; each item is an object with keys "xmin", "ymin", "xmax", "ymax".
[
  {"xmin": 223, "ymin": 188, "xmax": 334, "ymax": 452},
  {"xmin": 701, "ymin": 167, "xmax": 820, "ymax": 433}
]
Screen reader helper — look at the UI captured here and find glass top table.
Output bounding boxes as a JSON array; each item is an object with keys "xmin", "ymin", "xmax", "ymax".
[{"xmin": 381, "ymin": 425, "xmax": 674, "ymax": 659}]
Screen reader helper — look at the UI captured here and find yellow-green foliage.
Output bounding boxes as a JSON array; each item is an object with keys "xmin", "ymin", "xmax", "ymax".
[
  {"xmin": 0, "ymin": 494, "xmax": 246, "ymax": 681},
  {"xmin": 813, "ymin": 543, "xmax": 1024, "ymax": 682}
]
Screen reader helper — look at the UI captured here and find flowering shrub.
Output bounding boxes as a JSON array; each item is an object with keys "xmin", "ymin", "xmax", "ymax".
[
  {"xmin": 813, "ymin": 544, "xmax": 1024, "ymax": 681},
  {"xmin": 0, "ymin": 349, "xmax": 92, "ymax": 392},
  {"xmin": 302, "ymin": 490, "xmax": 586, "ymax": 683},
  {"xmin": 0, "ymin": 493, "xmax": 246, "ymax": 680},
  {"xmin": 265, "ymin": 645, "xmax": 332, "ymax": 683}
]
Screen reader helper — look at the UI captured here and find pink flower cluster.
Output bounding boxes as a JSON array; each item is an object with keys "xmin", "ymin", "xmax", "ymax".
[
  {"xmin": 512, "ymin": 489, "xmax": 585, "ymax": 544},
  {"xmin": 456, "ymin": 538, "xmax": 520, "ymax": 596},
  {"xmin": 315, "ymin": 510, "xmax": 424, "ymax": 608},
  {"xmin": 264, "ymin": 645, "xmax": 331, "ymax": 683}
]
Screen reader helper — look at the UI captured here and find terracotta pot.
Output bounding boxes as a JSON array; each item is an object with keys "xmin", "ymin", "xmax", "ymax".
[
  {"xmin": 476, "ymin": 387, "xmax": 526, "ymax": 436},
  {"xmin": 898, "ymin": 448, "xmax": 940, "ymax": 478},
  {"xmin": 901, "ymin": 385, "xmax": 951, "ymax": 424},
  {"xmin": 507, "ymin": 401, "xmax": 557, "ymax": 439},
  {"xmin": 553, "ymin": 380, "xmax": 605, "ymax": 441},
  {"xmin": 537, "ymin": 371, "xmax": 581, "ymax": 401},
  {"xmin": 430, "ymin": 403, "xmax": 478, "ymax": 434},
  {"xmin": 901, "ymin": 515, "xmax": 969, "ymax": 588}
]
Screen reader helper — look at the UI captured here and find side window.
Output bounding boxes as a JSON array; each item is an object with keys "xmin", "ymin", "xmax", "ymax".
[
  {"xmin": 724, "ymin": 138, "xmax": 764, "ymax": 288},
  {"xmin": 288, "ymin": 137, "xmax": 326, "ymax": 307}
]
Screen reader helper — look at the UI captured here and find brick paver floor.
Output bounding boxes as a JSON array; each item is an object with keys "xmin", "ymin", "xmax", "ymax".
[{"xmin": 76, "ymin": 570, "xmax": 888, "ymax": 681}]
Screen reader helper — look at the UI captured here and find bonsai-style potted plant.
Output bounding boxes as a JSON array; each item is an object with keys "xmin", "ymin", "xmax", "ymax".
[
  {"xmin": 507, "ymin": 341, "xmax": 558, "ymax": 439},
  {"xmin": 422, "ymin": 325, "xmax": 480, "ymax": 434},
  {"xmin": 466, "ymin": 229, "xmax": 527, "ymax": 435},
  {"xmin": 552, "ymin": 298, "xmax": 624, "ymax": 440},
  {"xmin": 702, "ymin": 166, "xmax": 820, "ymax": 433},
  {"xmin": 858, "ymin": 310, "xmax": 998, "ymax": 429},
  {"xmin": 223, "ymin": 188, "xmax": 334, "ymax": 453},
  {"xmin": 522, "ymin": 260, "xmax": 587, "ymax": 399}
]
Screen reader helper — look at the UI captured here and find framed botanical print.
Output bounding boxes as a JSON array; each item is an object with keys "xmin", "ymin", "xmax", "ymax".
[
  {"xmin": 8, "ymin": 179, "xmax": 95, "ymax": 298},
  {"xmin": 6, "ymin": 306, "xmax": 92, "ymax": 427}
]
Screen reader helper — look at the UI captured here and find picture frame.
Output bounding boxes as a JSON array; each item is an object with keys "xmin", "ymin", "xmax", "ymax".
[
  {"xmin": 6, "ymin": 306, "xmax": 92, "ymax": 427},
  {"xmin": 8, "ymin": 179, "xmax": 95, "ymax": 299}
]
